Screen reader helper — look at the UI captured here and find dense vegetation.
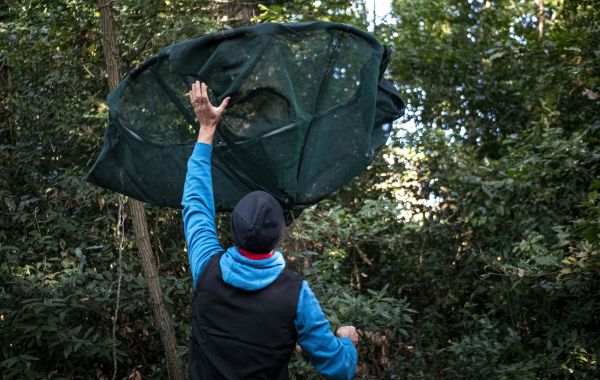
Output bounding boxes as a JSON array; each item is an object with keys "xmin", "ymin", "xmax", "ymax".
[{"xmin": 1, "ymin": 0, "xmax": 598, "ymax": 378}]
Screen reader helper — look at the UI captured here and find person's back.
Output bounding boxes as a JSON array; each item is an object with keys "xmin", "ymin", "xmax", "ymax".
[
  {"xmin": 190, "ymin": 252, "xmax": 301, "ymax": 379},
  {"xmin": 182, "ymin": 81, "xmax": 358, "ymax": 380}
]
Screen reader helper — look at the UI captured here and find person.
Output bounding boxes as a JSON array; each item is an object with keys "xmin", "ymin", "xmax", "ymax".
[{"xmin": 182, "ymin": 80, "xmax": 359, "ymax": 380}]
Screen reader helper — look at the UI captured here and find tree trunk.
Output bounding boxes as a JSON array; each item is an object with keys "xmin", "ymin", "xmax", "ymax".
[
  {"xmin": 473, "ymin": 0, "xmax": 491, "ymax": 48},
  {"xmin": 1, "ymin": 57, "xmax": 18, "ymax": 191},
  {"xmin": 0, "ymin": 57, "xmax": 15, "ymax": 168},
  {"xmin": 212, "ymin": 0, "xmax": 258, "ymax": 27},
  {"xmin": 129, "ymin": 200, "xmax": 184, "ymax": 380},
  {"xmin": 97, "ymin": 1, "xmax": 185, "ymax": 379},
  {"xmin": 536, "ymin": 0, "xmax": 545, "ymax": 38}
]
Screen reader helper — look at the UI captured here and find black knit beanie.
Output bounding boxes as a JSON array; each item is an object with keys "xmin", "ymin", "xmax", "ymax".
[{"xmin": 230, "ymin": 191, "xmax": 285, "ymax": 253}]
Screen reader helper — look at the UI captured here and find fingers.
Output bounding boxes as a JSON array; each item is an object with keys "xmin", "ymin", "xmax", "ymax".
[
  {"xmin": 190, "ymin": 81, "xmax": 231, "ymax": 115},
  {"xmin": 200, "ymin": 82, "xmax": 209, "ymax": 106},
  {"xmin": 336, "ymin": 326, "xmax": 359, "ymax": 345},
  {"xmin": 218, "ymin": 96, "xmax": 231, "ymax": 112},
  {"xmin": 190, "ymin": 80, "xmax": 199, "ymax": 106},
  {"xmin": 188, "ymin": 82, "xmax": 195, "ymax": 104}
]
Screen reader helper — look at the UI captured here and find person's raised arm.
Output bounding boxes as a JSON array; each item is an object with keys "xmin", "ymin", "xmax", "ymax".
[{"xmin": 182, "ymin": 81, "xmax": 231, "ymax": 287}]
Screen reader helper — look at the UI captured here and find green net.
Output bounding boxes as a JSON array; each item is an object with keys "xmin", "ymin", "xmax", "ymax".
[{"xmin": 87, "ymin": 22, "xmax": 404, "ymax": 218}]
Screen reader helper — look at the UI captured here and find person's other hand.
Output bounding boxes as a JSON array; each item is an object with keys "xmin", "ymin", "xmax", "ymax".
[
  {"xmin": 336, "ymin": 325, "xmax": 359, "ymax": 346},
  {"xmin": 188, "ymin": 81, "xmax": 230, "ymax": 143}
]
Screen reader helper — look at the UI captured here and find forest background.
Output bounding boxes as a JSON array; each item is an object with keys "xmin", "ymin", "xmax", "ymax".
[{"xmin": 1, "ymin": 0, "xmax": 599, "ymax": 378}]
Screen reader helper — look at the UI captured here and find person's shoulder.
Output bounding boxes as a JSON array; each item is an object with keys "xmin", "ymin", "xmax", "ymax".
[
  {"xmin": 280, "ymin": 269, "xmax": 303, "ymax": 285},
  {"xmin": 275, "ymin": 268, "xmax": 303, "ymax": 302}
]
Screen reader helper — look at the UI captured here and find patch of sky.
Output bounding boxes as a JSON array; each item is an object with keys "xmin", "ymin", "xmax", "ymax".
[{"xmin": 365, "ymin": 0, "xmax": 395, "ymax": 32}]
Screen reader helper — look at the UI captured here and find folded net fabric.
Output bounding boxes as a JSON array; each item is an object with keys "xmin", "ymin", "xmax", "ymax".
[{"xmin": 87, "ymin": 22, "xmax": 404, "ymax": 218}]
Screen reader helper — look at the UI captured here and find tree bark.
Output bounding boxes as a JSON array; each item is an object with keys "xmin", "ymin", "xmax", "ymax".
[
  {"xmin": 0, "ymin": 57, "xmax": 17, "ymax": 185},
  {"xmin": 536, "ymin": 0, "xmax": 545, "ymax": 38},
  {"xmin": 0, "ymin": 57, "xmax": 14, "ymax": 147},
  {"xmin": 212, "ymin": 0, "xmax": 258, "ymax": 27},
  {"xmin": 129, "ymin": 200, "xmax": 184, "ymax": 380},
  {"xmin": 97, "ymin": 1, "xmax": 185, "ymax": 379}
]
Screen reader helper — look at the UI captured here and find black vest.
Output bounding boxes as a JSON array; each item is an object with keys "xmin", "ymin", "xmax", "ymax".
[{"xmin": 189, "ymin": 253, "xmax": 302, "ymax": 380}]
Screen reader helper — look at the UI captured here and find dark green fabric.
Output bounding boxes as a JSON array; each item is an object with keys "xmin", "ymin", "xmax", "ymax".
[{"xmin": 87, "ymin": 22, "xmax": 404, "ymax": 217}]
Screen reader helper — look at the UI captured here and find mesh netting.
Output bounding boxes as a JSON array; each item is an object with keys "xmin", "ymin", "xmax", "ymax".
[{"xmin": 87, "ymin": 22, "xmax": 404, "ymax": 217}]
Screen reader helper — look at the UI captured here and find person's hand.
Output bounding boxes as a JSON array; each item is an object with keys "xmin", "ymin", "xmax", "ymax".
[
  {"xmin": 188, "ymin": 80, "xmax": 230, "ymax": 144},
  {"xmin": 336, "ymin": 325, "xmax": 359, "ymax": 346}
]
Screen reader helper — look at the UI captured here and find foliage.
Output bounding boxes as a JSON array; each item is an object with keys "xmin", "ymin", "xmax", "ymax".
[{"xmin": 1, "ymin": 0, "xmax": 599, "ymax": 378}]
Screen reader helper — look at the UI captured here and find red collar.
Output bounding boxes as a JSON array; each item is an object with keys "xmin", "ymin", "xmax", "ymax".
[{"xmin": 237, "ymin": 247, "xmax": 274, "ymax": 260}]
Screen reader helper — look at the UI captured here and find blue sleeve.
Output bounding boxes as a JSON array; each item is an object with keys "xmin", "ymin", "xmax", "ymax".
[
  {"xmin": 294, "ymin": 281, "xmax": 358, "ymax": 380},
  {"xmin": 182, "ymin": 142, "xmax": 224, "ymax": 288}
]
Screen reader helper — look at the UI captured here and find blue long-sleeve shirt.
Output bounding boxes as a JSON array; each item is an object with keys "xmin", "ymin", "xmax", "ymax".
[{"xmin": 182, "ymin": 142, "xmax": 358, "ymax": 380}]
